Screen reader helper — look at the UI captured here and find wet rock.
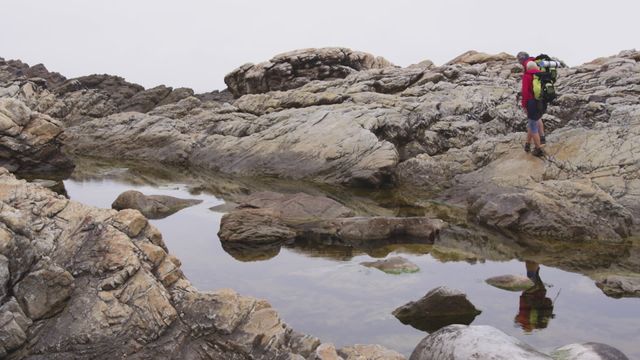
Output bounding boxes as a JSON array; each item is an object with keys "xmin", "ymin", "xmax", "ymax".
[
  {"xmin": 224, "ymin": 47, "xmax": 394, "ymax": 97},
  {"xmin": 551, "ymin": 342, "xmax": 630, "ymax": 360},
  {"xmin": 486, "ymin": 274, "xmax": 535, "ymax": 291},
  {"xmin": 393, "ymin": 286, "xmax": 481, "ymax": 332},
  {"xmin": 595, "ymin": 275, "xmax": 640, "ymax": 298},
  {"xmin": 111, "ymin": 190, "xmax": 202, "ymax": 219},
  {"xmin": 0, "ymin": 98, "xmax": 74, "ymax": 175},
  {"xmin": 409, "ymin": 325, "xmax": 551, "ymax": 360},
  {"xmin": 361, "ymin": 256, "xmax": 419, "ymax": 274}
]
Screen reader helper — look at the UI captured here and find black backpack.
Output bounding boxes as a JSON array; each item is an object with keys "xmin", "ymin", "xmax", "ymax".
[{"xmin": 532, "ymin": 54, "xmax": 559, "ymax": 104}]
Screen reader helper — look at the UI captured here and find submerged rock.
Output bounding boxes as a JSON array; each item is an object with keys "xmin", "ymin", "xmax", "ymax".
[
  {"xmin": 409, "ymin": 325, "xmax": 551, "ymax": 360},
  {"xmin": 361, "ymin": 256, "xmax": 419, "ymax": 274},
  {"xmin": 392, "ymin": 286, "xmax": 481, "ymax": 332},
  {"xmin": 551, "ymin": 342, "xmax": 629, "ymax": 360},
  {"xmin": 486, "ymin": 274, "xmax": 535, "ymax": 291},
  {"xmin": 111, "ymin": 190, "xmax": 202, "ymax": 219}
]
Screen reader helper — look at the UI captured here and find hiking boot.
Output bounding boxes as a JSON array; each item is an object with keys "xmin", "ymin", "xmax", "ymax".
[
  {"xmin": 524, "ymin": 143, "xmax": 531, "ymax": 153},
  {"xmin": 540, "ymin": 135, "xmax": 546, "ymax": 145},
  {"xmin": 532, "ymin": 147, "xmax": 544, "ymax": 157}
]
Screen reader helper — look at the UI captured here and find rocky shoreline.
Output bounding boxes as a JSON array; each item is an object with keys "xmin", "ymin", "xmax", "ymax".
[{"xmin": 2, "ymin": 47, "xmax": 639, "ymax": 359}]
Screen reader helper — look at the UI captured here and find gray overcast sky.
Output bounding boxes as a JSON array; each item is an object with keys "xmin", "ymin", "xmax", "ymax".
[{"xmin": 1, "ymin": 0, "xmax": 638, "ymax": 92}]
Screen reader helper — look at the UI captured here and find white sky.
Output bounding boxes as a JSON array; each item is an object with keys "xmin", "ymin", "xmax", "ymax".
[{"xmin": 1, "ymin": 0, "xmax": 638, "ymax": 92}]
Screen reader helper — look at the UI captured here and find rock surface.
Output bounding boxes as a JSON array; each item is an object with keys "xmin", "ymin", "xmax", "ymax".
[
  {"xmin": 595, "ymin": 275, "xmax": 640, "ymax": 298},
  {"xmin": 48, "ymin": 48, "xmax": 640, "ymax": 244},
  {"xmin": 409, "ymin": 325, "xmax": 551, "ymax": 360},
  {"xmin": 218, "ymin": 191, "xmax": 445, "ymax": 261},
  {"xmin": 0, "ymin": 98, "xmax": 74, "ymax": 175},
  {"xmin": 0, "ymin": 168, "xmax": 406, "ymax": 359},
  {"xmin": 551, "ymin": 342, "xmax": 630, "ymax": 360},
  {"xmin": 111, "ymin": 190, "xmax": 203, "ymax": 219},
  {"xmin": 392, "ymin": 286, "xmax": 481, "ymax": 332},
  {"xmin": 360, "ymin": 256, "xmax": 419, "ymax": 274}
]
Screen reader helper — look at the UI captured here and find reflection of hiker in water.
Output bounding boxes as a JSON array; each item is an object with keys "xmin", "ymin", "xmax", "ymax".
[{"xmin": 515, "ymin": 261, "xmax": 554, "ymax": 332}]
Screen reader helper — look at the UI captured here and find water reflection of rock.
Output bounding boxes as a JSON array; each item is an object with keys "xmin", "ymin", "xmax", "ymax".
[{"xmin": 221, "ymin": 242, "xmax": 282, "ymax": 262}]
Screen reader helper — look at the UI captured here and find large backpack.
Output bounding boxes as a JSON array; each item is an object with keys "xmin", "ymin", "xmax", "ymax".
[{"xmin": 532, "ymin": 54, "xmax": 560, "ymax": 104}]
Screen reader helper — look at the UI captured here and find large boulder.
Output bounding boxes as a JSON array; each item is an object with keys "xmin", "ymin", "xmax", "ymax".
[
  {"xmin": 0, "ymin": 98, "xmax": 74, "ymax": 175},
  {"xmin": 224, "ymin": 47, "xmax": 395, "ymax": 97},
  {"xmin": 409, "ymin": 325, "xmax": 551, "ymax": 360},
  {"xmin": 111, "ymin": 190, "xmax": 203, "ymax": 219},
  {"xmin": 392, "ymin": 286, "xmax": 481, "ymax": 332}
]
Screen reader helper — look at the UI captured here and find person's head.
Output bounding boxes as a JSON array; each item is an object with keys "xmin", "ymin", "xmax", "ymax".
[{"xmin": 517, "ymin": 51, "xmax": 530, "ymax": 65}]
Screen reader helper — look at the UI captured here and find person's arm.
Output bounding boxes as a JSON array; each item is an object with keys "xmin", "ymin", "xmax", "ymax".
[{"xmin": 521, "ymin": 73, "xmax": 533, "ymax": 109}]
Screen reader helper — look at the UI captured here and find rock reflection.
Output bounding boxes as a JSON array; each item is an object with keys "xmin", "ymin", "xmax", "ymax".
[{"xmin": 221, "ymin": 242, "xmax": 281, "ymax": 262}]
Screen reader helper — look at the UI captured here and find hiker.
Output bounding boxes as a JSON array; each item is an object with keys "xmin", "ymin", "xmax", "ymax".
[
  {"xmin": 515, "ymin": 261, "xmax": 554, "ymax": 332},
  {"xmin": 517, "ymin": 51, "xmax": 545, "ymax": 157}
]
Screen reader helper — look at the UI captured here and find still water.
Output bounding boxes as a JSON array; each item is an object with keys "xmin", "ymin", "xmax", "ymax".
[{"xmin": 63, "ymin": 175, "xmax": 640, "ymax": 358}]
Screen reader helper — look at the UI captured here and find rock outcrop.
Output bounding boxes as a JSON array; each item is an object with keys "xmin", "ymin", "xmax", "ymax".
[
  {"xmin": 0, "ymin": 98, "xmax": 74, "ymax": 176},
  {"xmin": 55, "ymin": 48, "xmax": 640, "ymax": 243},
  {"xmin": 0, "ymin": 169, "xmax": 406, "ymax": 359},
  {"xmin": 224, "ymin": 47, "xmax": 395, "ymax": 97}
]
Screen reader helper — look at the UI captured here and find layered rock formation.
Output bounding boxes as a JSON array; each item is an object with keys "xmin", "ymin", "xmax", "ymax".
[
  {"xmin": 224, "ymin": 47, "xmax": 395, "ymax": 97},
  {"xmin": 0, "ymin": 98, "xmax": 74, "ymax": 176},
  {"xmin": 0, "ymin": 169, "xmax": 403, "ymax": 359}
]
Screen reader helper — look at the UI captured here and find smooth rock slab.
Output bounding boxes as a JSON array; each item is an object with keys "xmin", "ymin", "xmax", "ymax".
[
  {"xmin": 111, "ymin": 190, "xmax": 202, "ymax": 219},
  {"xmin": 551, "ymin": 342, "xmax": 629, "ymax": 360},
  {"xmin": 486, "ymin": 274, "xmax": 535, "ymax": 291},
  {"xmin": 393, "ymin": 286, "xmax": 481, "ymax": 332},
  {"xmin": 409, "ymin": 325, "xmax": 551, "ymax": 360},
  {"xmin": 361, "ymin": 256, "xmax": 419, "ymax": 274}
]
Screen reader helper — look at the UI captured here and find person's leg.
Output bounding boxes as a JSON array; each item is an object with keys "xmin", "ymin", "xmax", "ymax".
[
  {"xmin": 538, "ymin": 119, "xmax": 545, "ymax": 144},
  {"xmin": 538, "ymin": 101, "xmax": 546, "ymax": 144},
  {"xmin": 527, "ymin": 100, "xmax": 544, "ymax": 156}
]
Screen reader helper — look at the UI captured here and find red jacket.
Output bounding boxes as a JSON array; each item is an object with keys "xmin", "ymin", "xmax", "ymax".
[{"xmin": 521, "ymin": 58, "xmax": 540, "ymax": 109}]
